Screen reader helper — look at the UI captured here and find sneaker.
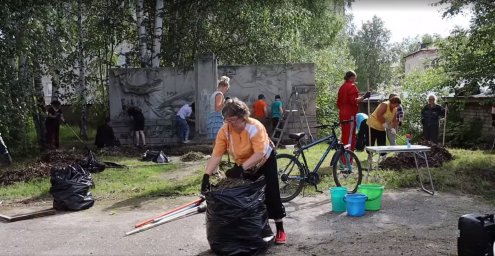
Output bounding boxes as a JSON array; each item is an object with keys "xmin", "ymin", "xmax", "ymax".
[
  {"xmin": 183, "ymin": 140, "xmax": 190, "ymax": 144},
  {"xmin": 275, "ymin": 230, "xmax": 286, "ymax": 244}
]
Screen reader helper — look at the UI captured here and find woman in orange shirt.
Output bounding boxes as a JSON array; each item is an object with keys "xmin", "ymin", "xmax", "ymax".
[{"xmin": 201, "ymin": 98, "xmax": 287, "ymax": 244}]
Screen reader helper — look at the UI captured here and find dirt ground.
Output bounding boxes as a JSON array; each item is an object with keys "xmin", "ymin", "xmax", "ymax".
[{"xmin": 1, "ymin": 188, "xmax": 493, "ymax": 256}]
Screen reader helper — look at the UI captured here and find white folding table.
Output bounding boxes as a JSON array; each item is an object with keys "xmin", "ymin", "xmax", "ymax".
[{"xmin": 365, "ymin": 145, "xmax": 435, "ymax": 195}]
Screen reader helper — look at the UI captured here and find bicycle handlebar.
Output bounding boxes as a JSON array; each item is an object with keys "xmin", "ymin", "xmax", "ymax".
[{"xmin": 313, "ymin": 119, "xmax": 353, "ymax": 129}]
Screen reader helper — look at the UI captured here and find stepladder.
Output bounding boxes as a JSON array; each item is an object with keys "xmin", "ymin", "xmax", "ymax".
[{"xmin": 271, "ymin": 89, "xmax": 313, "ymax": 148}]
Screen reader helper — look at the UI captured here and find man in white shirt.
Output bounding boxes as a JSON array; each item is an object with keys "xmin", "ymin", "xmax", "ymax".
[{"xmin": 176, "ymin": 102, "xmax": 194, "ymax": 143}]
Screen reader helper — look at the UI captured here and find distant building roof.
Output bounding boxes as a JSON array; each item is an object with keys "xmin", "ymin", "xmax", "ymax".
[{"xmin": 404, "ymin": 48, "xmax": 438, "ymax": 59}]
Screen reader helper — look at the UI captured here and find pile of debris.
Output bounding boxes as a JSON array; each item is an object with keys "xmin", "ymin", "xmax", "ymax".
[
  {"xmin": 0, "ymin": 150, "xmax": 84, "ymax": 185},
  {"xmin": 180, "ymin": 152, "xmax": 205, "ymax": 162},
  {"xmin": 379, "ymin": 141, "xmax": 454, "ymax": 171}
]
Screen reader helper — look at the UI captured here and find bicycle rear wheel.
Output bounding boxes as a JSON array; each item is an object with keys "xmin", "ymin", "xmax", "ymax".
[
  {"xmin": 332, "ymin": 149, "xmax": 362, "ymax": 193},
  {"xmin": 275, "ymin": 153, "xmax": 305, "ymax": 202}
]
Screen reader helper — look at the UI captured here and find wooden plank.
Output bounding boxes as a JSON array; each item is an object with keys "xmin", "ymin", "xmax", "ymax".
[{"xmin": 0, "ymin": 208, "xmax": 56, "ymax": 222}]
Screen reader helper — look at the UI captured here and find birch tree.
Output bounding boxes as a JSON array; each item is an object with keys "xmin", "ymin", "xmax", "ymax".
[
  {"xmin": 136, "ymin": 0, "xmax": 149, "ymax": 67},
  {"xmin": 151, "ymin": 0, "xmax": 164, "ymax": 68},
  {"xmin": 78, "ymin": 0, "xmax": 88, "ymax": 139}
]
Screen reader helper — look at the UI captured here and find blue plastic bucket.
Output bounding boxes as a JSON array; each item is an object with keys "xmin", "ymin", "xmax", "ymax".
[
  {"xmin": 344, "ymin": 193, "xmax": 367, "ymax": 217},
  {"xmin": 330, "ymin": 187, "xmax": 348, "ymax": 212}
]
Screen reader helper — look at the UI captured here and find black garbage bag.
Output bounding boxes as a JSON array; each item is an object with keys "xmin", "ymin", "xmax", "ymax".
[
  {"xmin": 0, "ymin": 133, "xmax": 12, "ymax": 166},
  {"xmin": 49, "ymin": 164, "xmax": 95, "ymax": 211},
  {"xmin": 206, "ymin": 177, "xmax": 269, "ymax": 256},
  {"xmin": 78, "ymin": 150, "xmax": 106, "ymax": 173}
]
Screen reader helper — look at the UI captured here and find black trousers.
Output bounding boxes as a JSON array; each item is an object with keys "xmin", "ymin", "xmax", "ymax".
[
  {"xmin": 46, "ymin": 123, "xmax": 60, "ymax": 148},
  {"xmin": 370, "ymin": 127, "xmax": 386, "ymax": 156},
  {"xmin": 423, "ymin": 123, "xmax": 439, "ymax": 143},
  {"xmin": 248, "ymin": 151, "xmax": 286, "ymax": 220}
]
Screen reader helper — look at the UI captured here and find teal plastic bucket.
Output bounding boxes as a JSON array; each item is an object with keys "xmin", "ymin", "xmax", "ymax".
[
  {"xmin": 357, "ymin": 184, "xmax": 385, "ymax": 211},
  {"xmin": 344, "ymin": 193, "xmax": 367, "ymax": 217},
  {"xmin": 330, "ymin": 187, "xmax": 348, "ymax": 212}
]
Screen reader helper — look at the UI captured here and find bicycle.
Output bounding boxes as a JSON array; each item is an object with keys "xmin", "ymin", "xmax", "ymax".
[{"xmin": 276, "ymin": 120, "xmax": 363, "ymax": 202}]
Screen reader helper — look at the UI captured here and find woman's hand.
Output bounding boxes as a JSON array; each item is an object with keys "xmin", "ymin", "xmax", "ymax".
[{"xmin": 200, "ymin": 174, "xmax": 210, "ymax": 195}]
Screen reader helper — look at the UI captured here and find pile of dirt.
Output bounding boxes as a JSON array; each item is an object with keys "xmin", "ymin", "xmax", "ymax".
[
  {"xmin": 379, "ymin": 141, "xmax": 454, "ymax": 171},
  {"xmin": 0, "ymin": 150, "xmax": 85, "ymax": 186},
  {"xmin": 97, "ymin": 145, "xmax": 146, "ymax": 157},
  {"xmin": 211, "ymin": 178, "xmax": 251, "ymax": 190},
  {"xmin": 180, "ymin": 152, "xmax": 205, "ymax": 162}
]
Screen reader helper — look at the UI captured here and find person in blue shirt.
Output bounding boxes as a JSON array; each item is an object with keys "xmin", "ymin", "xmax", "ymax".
[{"xmin": 355, "ymin": 113, "xmax": 368, "ymax": 151}]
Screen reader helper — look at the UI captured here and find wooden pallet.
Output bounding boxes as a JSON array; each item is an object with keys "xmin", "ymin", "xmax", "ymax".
[{"xmin": 0, "ymin": 208, "xmax": 56, "ymax": 222}]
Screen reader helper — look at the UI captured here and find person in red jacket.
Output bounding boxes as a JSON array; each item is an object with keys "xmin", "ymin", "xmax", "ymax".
[{"xmin": 336, "ymin": 70, "xmax": 370, "ymax": 151}]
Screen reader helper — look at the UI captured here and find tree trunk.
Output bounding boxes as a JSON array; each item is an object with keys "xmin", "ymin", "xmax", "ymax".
[
  {"xmin": 32, "ymin": 59, "xmax": 47, "ymax": 147},
  {"xmin": 78, "ymin": 0, "xmax": 88, "ymax": 139},
  {"xmin": 51, "ymin": 70, "xmax": 60, "ymax": 102},
  {"xmin": 151, "ymin": 0, "xmax": 164, "ymax": 68},
  {"xmin": 136, "ymin": 0, "xmax": 149, "ymax": 67}
]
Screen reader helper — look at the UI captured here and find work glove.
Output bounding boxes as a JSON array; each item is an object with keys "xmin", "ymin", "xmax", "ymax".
[
  {"xmin": 390, "ymin": 128, "xmax": 397, "ymax": 135},
  {"xmin": 382, "ymin": 123, "xmax": 390, "ymax": 129},
  {"xmin": 225, "ymin": 165, "xmax": 244, "ymax": 179},
  {"xmin": 200, "ymin": 174, "xmax": 210, "ymax": 195},
  {"xmin": 363, "ymin": 91, "xmax": 371, "ymax": 99}
]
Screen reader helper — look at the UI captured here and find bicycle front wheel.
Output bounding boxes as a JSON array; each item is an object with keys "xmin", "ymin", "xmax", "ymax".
[
  {"xmin": 276, "ymin": 153, "xmax": 305, "ymax": 202},
  {"xmin": 332, "ymin": 149, "xmax": 363, "ymax": 193}
]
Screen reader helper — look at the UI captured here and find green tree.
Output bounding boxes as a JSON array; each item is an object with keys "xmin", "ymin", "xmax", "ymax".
[
  {"xmin": 435, "ymin": 0, "xmax": 495, "ymax": 92},
  {"xmin": 348, "ymin": 16, "xmax": 393, "ymax": 91}
]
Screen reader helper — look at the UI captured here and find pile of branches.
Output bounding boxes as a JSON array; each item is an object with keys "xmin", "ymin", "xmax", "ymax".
[
  {"xmin": 379, "ymin": 141, "xmax": 453, "ymax": 171},
  {"xmin": 0, "ymin": 150, "xmax": 84, "ymax": 185}
]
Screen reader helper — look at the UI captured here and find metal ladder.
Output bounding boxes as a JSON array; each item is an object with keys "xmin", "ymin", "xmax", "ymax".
[{"xmin": 271, "ymin": 88, "xmax": 313, "ymax": 148}]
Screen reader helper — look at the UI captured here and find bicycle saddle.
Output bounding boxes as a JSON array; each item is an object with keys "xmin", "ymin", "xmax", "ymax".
[{"xmin": 289, "ymin": 133, "xmax": 306, "ymax": 140}]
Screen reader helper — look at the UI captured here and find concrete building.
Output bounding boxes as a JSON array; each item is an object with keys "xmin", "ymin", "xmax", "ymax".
[{"xmin": 404, "ymin": 45, "xmax": 439, "ymax": 75}]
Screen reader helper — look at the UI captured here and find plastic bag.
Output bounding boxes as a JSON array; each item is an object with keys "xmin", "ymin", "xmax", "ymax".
[
  {"xmin": 206, "ymin": 177, "xmax": 269, "ymax": 256},
  {"xmin": 142, "ymin": 150, "xmax": 170, "ymax": 163},
  {"xmin": 78, "ymin": 150, "xmax": 106, "ymax": 173},
  {"xmin": 49, "ymin": 164, "xmax": 95, "ymax": 211}
]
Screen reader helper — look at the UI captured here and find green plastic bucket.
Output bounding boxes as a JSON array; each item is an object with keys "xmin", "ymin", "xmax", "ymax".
[
  {"xmin": 357, "ymin": 184, "xmax": 384, "ymax": 211},
  {"xmin": 330, "ymin": 186, "xmax": 348, "ymax": 212}
]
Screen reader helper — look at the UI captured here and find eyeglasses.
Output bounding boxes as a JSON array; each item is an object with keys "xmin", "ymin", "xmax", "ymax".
[{"xmin": 225, "ymin": 117, "xmax": 242, "ymax": 124}]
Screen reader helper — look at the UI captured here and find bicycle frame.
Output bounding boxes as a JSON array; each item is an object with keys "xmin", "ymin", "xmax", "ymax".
[{"xmin": 292, "ymin": 132, "xmax": 342, "ymax": 176}]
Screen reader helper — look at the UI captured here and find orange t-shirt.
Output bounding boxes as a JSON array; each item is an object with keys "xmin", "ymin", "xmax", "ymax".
[
  {"xmin": 252, "ymin": 100, "xmax": 268, "ymax": 119},
  {"xmin": 212, "ymin": 118, "xmax": 272, "ymax": 165}
]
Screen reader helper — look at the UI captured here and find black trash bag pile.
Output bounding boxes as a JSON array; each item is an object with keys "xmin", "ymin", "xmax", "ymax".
[
  {"xmin": 49, "ymin": 164, "xmax": 95, "ymax": 211},
  {"xmin": 141, "ymin": 150, "xmax": 170, "ymax": 163},
  {"xmin": 77, "ymin": 150, "xmax": 106, "ymax": 173},
  {"xmin": 206, "ymin": 177, "xmax": 269, "ymax": 256}
]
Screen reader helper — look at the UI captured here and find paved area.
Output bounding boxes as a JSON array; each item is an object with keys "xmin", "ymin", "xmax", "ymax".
[{"xmin": 0, "ymin": 189, "xmax": 492, "ymax": 255}]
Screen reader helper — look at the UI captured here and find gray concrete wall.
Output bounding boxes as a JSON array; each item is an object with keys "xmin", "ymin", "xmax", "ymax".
[{"xmin": 108, "ymin": 58, "xmax": 316, "ymax": 145}]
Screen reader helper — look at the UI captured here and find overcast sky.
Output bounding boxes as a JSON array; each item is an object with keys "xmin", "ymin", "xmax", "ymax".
[{"xmin": 349, "ymin": 0, "xmax": 472, "ymax": 43}]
